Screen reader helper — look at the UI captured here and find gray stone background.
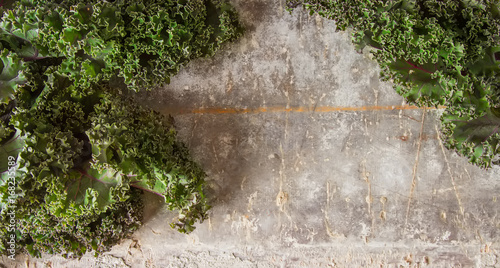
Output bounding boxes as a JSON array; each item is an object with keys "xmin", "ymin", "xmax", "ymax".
[{"xmin": 3, "ymin": 0, "xmax": 500, "ymax": 267}]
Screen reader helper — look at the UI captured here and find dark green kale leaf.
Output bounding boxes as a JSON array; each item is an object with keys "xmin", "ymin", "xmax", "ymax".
[
  {"xmin": 88, "ymin": 91, "xmax": 208, "ymax": 233},
  {"xmin": 0, "ymin": 0, "xmax": 241, "ymax": 258},
  {"xmin": 0, "ymin": 68, "xmax": 210, "ymax": 256},
  {"xmin": 442, "ymin": 111, "xmax": 500, "ymax": 167},
  {"xmin": 0, "ymin": 49, "xmax": 25, "ymax": 104},
  {"xmin": 4, "ymin": 0, "xmax": 243, "ymax": 91},
  {"xmin": 287, "ymin": 0, "xmax": 500, "ymax": 167},
  {"xmin": 9, "ymin": 187, "xmax": 143, "ymax": 258}
]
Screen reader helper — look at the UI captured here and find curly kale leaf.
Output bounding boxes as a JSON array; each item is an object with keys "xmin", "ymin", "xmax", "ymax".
[
  {"xmin": 468, "ymin": 46, "xmax": 500, "ymax": 82},
  {"xmin": 0, "ymin": 101, "xmax": 16, "ymax": 143},
  {"xmin": 0, "ymin": 0, "xmax": 241, "ymax": 257},
  {"xmin": 43, "ymin": 167, "xmax": 129, "ymax": 219},
  {"xmin": 442, "ymin": 110, "xmax": 500, "ymax": 168},
  {"xmin": 382, "ymin": 58, "xmax": 450, "ymax": 105},
  {"xmin": 287, "ymin": 0, "xmax": 500, "ymax": 167},
  {"xmin": 88, "ymin": 92, "xmax": 209, "ymax": 233},
  {"xmin": 11, "ymin": 188, "xmax": 143, "ymax": 258},
  {"xmin": 0, "ymin": 74, "xmax": 209, "ymax": 255},
  {"xmin": 286, "ymin": 0, "xmax": 497, "ymax": 106},
  {"xmin": 0, "ymin": 49, "xmax": 25, "ymax": 103},
  {"xmin": 7, "ymin": 0, "xmax": 243, "ymax": 91}
]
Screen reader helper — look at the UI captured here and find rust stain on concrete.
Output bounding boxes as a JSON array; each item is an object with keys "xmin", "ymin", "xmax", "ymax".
[{"xmin": 163, "ymin": 105, "xmax": 446, "ymax": 115}]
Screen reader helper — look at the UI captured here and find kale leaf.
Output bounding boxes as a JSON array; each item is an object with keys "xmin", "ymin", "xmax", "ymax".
[
  {"xmin": 287, "ymin": 0, "xmax": 500, "ymax": 167},
  {"xmin": 0, "ymin": 0, "xmax": 242, "ymax": 258}
]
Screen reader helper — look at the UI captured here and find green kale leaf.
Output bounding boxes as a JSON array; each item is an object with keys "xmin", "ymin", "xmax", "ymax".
[
  {"xmin": 287, "ymin": 0, "xmax": 500, "ymax": 167},
  {"xmin": 0, "ymin": 0, "xmax": 242, "ymax": 258}
]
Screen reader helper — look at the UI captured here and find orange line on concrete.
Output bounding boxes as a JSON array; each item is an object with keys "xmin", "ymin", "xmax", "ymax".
[{"xmin": 165, "ymin": 105, "xmax": 446, "ymax": 115}]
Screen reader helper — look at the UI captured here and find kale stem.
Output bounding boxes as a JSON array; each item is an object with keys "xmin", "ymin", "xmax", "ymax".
[
  {"xmin": 130, "ymin": 182, "xmax": 164, "ymax": 198},
  {"xmin": 485, "ymin": 126, "xmax": 500, "ymax": 142},
  {"xmin": 405, "ymin": 60, "xmax": 434, "ymax": 74},
  {"xmin": 5, "ymin": 148, "xmax": 21, "ymax": 154},
  {"xmin": 2, "ymin": 134, "xmax": 20, "ymax": 146},
  {"xmin": 21, "ymin": 47, "xmax": 46, "ymax": 62},
  {"xmin": 368, "ymin": 43, "xmax": 383, "ymax": 50},
  {"xmin": 74, "ymin": 174, "xmax": 82, "ymax": 200},
  {"xmin": 2, "ymin": 28, "xmax": 44, "ymax": 62},
  {"xmin": 23, "ymin": 55, "xmax": 49, "ymax": 62},
  {"xmin": 76, "ymin": 168, "xmax": 113, "ymax": 185}
]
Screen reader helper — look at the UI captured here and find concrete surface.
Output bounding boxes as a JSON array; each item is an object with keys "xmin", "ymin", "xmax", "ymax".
[{"xmin": 4, "ymin": 0, "xmax": 500, "ymax": 267}]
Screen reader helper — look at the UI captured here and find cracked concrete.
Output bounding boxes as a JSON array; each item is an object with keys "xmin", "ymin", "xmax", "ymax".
[{"xmin": 3, "ymin": 0, "xmax": 500, "ymax": 267}]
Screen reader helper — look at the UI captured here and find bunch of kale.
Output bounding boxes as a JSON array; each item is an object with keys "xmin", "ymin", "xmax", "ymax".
[
  {"xmin": 287, "ymin": 0, "xmax": 500, "ymax": 167},
  {"xmin": 0, "ymin": 0, "xmax": 242, "ymax": 258}
]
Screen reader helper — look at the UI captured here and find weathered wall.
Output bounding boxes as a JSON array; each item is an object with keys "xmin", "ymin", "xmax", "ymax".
[{"xmin": 4, "ymin": 0, "xmax": 500, "ymax": 267}]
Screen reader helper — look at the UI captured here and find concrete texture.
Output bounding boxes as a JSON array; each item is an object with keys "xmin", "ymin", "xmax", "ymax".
[{"xmin": 4, "ymin": 0, "xmax": 500, "ymax": 267}]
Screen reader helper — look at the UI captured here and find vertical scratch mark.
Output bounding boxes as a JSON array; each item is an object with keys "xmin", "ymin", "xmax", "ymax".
[
  {"xmin": 311, "ymin": 97, "xmax": 320, "ymax": 115},
  {"xmin": 294, "ymin": 150, "xmax": 301, "ymax": 171},
  {"xmin": 326, "ymin": 181, "xmax": 331, "ymax": 207},
  {"xmin": 226, "ymin": 71, "xmax": 233, "ymax": 93},
  {"xmin": 276, "ymin": 143, "xmax": 291, "ymax": 219},
  {"xmin": 277, "ymin": 51, "xmax": 292, "ymax": 224},
  {"xmin": 464, "ymin": 167, "xmax": 472, "ymax": 181},
  {"xmin": 284, "ymin": 56, "xmax": 291, "ymax": 142},
  {"xmin": 477, "ymin": 230, "xmax": 485, "ymax": 245},
  {"xmin": 285, "ymin": 111, "xmax": 290, "ymax": 141},
  {"xmin": 436, "ymin": 125, "xmax": 466, "ymax": 220},
  {"xmin": 362, "ymin": 160, "xmax": 375, "ymax": 234},
  {"xmin": 405, "ymin": 108, "xmax": 426, "ymax": 227},
  {"xmin": 212, "ymin": 144, "xmax": 219, "ymax": 164},
  {"xmin": 361, "ymin": 161, "xmax": 373, "ymax": 216},
  {"xmin": 189, "ymin": 117, "xmax": 198, "ymax": 147},
  {"xmin": 241, "ymin": 176, "xmax": 247, "ymax": 191},
  {"xmin": 276, "ymin": 142, "xmax": 292, "ymax": 241},
  {"xmin": 324, "ymin": 181, "xmax": 340, "ymax": 238},
  {"xmin": 325, "ymin": 181, "xmax": 332, "ymax": 226}
]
